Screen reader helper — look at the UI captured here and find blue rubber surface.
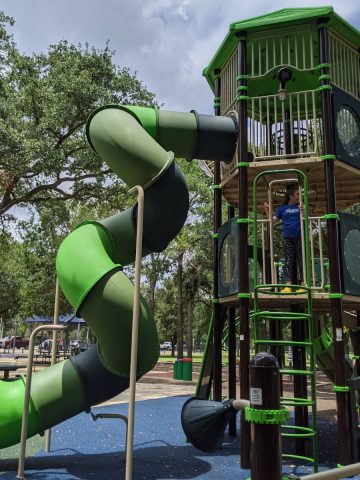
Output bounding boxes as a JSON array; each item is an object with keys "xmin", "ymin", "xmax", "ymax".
[{"xmin": 0, "ymin": 395, "xmax": 359, "ymax": 479}]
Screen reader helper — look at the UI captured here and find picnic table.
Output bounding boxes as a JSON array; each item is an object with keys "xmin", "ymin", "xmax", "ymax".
[{"xmin": 0, "ymin": 362, "xmax": 27, "ymax": 380}]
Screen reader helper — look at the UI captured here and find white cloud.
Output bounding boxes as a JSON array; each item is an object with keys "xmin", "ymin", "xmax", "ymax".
[{"xmin": 1, "ymin": 0, "xmax": 360, "ymax": 114}]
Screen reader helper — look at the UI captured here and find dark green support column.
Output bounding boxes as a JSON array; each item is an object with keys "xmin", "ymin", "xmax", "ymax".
[
  {"xmin": 318, "ymin": 18, "xmax": 351, "ymax": 465},
  {"xmin": 213, "ymin": 67, "xmax": 223, "ymax": 402},
  {"xmin": 236, "ymin": 31, "xmax": 251, "ymax": 470},
  {"xmin": 228, "ymin": 205, "xmax": 237, "ymax": 437}
]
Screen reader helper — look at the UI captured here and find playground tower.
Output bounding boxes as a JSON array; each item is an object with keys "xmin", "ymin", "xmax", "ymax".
[{"xmin": 201, "ymin": 7, "xmax": 360, "ymax": 471}]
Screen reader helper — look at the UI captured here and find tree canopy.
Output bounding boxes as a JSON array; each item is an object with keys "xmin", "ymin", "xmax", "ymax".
[{"xmin": 0, "ymin": 11, "xmax": 156, "ymax": 229}]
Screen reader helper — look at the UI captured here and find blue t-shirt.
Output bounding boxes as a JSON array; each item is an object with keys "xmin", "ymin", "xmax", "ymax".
[{"xmin": 274, "ymin": 204, "xmax": 301, "ymax": 238}]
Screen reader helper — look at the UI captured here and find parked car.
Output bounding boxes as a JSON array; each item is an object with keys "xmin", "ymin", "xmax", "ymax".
[
  {"xmin": 70, "ymin": 340, "xmax": 90, "ymax": 355},
  {"xmin": 5, "ymin": 336, "xmax": 29, "ymax": 349},
  {"xmin": 0, "ymin": 337, "xmax": 9, "ymax": 349},
  {"xmin": 39, "ymin": 338, "xmax": 65, "ymax": 351},
  {"xmin": 160, "ymin": 341, "xmax": 173, "ymax": 351}
]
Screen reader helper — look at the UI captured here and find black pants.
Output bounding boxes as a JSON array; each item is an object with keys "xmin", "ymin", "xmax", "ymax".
[{"xmin": 283, "ymin": 237, "xmax": 303, "ymax": 284}]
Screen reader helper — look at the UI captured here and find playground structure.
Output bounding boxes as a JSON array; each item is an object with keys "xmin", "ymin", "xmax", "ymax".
[
  {"xmin": 190, "ymin": 5, "xmax": 360, "ymax": 476},
  {"xmin": 1, "ymin": 5, "xmax": 360, "ymax": 480}
]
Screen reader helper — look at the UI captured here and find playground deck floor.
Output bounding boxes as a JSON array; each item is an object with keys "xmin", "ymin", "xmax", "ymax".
[{"xmin": 0, "ymin": 360, "xmax": 358, "ymax": 479}]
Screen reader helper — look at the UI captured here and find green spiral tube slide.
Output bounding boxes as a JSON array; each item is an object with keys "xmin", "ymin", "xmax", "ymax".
[{"xmin": 0, "ymin": 105, "xmax": 237, "ymax": 448}]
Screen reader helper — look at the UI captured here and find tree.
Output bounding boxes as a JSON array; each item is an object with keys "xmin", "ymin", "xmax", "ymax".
[
  {"xmin": 0, "ymin": 11, "xmax": 156, "ymax": 230},
  {"xmin": 155, "ymin": 280, "xmax": 178, "ymax": 356}
]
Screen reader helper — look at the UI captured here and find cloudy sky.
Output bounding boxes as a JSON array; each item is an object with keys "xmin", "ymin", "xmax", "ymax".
[{"xmin": 2, "ymin": 0, "xmax": 360, "ymax": 115}]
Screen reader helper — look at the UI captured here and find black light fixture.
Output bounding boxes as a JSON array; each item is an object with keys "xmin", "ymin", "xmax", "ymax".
[{"xmin": 277, "ymin": 67, "xmax": 293, "ymax": 88}]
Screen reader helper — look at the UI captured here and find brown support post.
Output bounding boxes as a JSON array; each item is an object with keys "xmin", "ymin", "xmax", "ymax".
[
  {"xmin": 236, "ymin": 32, "xmax": 251, "ymax": 469},
  {"xmin": 318, "ymin": 19, "xmax": 351, "ymax": 465},
  {"xmin": 228, "ymin": 205, "xmax": 237, "ymax": 436},
  {"xmin": 213, "ymin": 68, "xmax": 223, "ymax": 402},
  {"xmin": 249, "ymin": 352, "xmax": 283, "ymax": 480}
]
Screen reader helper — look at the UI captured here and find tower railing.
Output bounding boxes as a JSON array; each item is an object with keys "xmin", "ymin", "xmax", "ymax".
[
  {"xmin": 249, "ymin": 90, "xmax": 321, "ymax": 161},
  {"xmin": 329, "ymin": 29, "xmax": 360, "ymax": 101}
]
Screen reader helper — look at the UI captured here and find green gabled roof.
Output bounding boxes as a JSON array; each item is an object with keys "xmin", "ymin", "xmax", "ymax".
[{"xmin": 203, "ymin": 6, "xmax": 360, "ymax": 92}]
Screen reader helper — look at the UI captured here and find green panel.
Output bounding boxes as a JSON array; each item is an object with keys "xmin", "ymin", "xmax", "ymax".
[
  {"xmin": 118, "ymin": 105, "xmax": 157, "ymax": 139},
  {"xmin": 56, "ymin": 222, "xmax": 119, "ymax": 312},
  {"xmin": 157, "ymin": 110, "xmax": 197, "ymax": 160},
  {"xmin": 30, "ymin": 360, "xmax": 85, "ymax": 429},
  {"xmin": 87, "ymin": 107, "xmax": 173, "ymax": 189},
  {"xmin": 79, "ymin": 268, "xmax": 159, "ymax": 378}
]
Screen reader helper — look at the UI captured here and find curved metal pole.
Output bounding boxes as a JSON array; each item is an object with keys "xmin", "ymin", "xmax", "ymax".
[
  {"xmin": 45, "ymin": 278, "xmax": 61, "ymax": 452},
  {"xmin": 291, "ymin": 462, "xmax": 360, "ymax": 480},
  {"xmin": 17, "ymin": 323, "xmax": 67, "ymax": 480},
  {"xmin": 125, "ymin": 185, "xmax": 144, "ymax": 480}
]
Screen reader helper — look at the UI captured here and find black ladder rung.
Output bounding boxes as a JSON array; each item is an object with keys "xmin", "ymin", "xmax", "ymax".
[
  {"xmin": 254, "ymin": 339, "xmax": 312, "ymax": 347},
  {"xmin": 280, "ymin": 369, "xmax": 315, "ymax": 376},
  {"xmin": 252, "ymin": 311, "xmax": 311, "ymax": 320},
  {"xmin": 281, "ymin": 397, "xmax": 316, "ymax": 407}
]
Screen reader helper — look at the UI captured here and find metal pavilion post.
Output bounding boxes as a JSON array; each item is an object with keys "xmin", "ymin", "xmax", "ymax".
[
  {"xmin": 318, "ymin": 18, "xmax": 351, "ymax": 465},
  {"xmin": 236, "ymin": 31, "xmax": 251, "ymax": 469}
]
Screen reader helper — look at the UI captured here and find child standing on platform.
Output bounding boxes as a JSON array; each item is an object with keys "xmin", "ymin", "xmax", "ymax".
[{"xmin": 265, "ymin": 184, "xmax": 305, "ymax": 293}]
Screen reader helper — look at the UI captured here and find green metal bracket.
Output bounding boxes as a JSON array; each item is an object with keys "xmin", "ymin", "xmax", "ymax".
[
  {"xmin": 318, "ymin": 74, "xmax": 331, "ymax": 81},
  {"xmin": 212, "ymin": 233, "xmax": 219, "ymax": 239},
  {"xmin": 245, "ymin": 407, "xmax": 289, "ymax": 425},
  {"xmin": 237, "ymin": 293, "xmax": 251, "ymax": 299},
  {"xmin": 237, "ymin": 218, "xmax": 253, "ymax": 224},
  {"xmin": 316, "ymin": 63, "xmax": 331, "ymax": 69},
  {"xmin": 321, "ymin": 154, "xmax": 336, "ymax": 161},
  {"xmin": 317, "ymin": 85, "xmax": 332, "ymax": 92},
  {"xmin": 328, "ymin": 293, "xmax": 343, "ymax": 299},
  {"xmin": 236, "ymin": 95, "xmax": 250, "ymax": 101},
  {"xmin": 214, "ymin": 96, "xmax": 221, "ymax": 107},
  {"xmin": 321, "ymin": 213, "xmax": 340, "ymax": 221},
  {"xmin": 333, "ymin": 385, "xmax": 350, "ymax": 393},
  {"xmin": 211, "ymin": 184, "xmax": 221, "ymax": 190},
  {"xmin": 236, "ymin": 162, "xmax": 249, "ymax": 168},
  {"xmin": 212, "ymin": 298, "xmax": 220, "ymax": 304},
  {"xmin": 236, "ymin": 74, "xmax": 251, "ymax": 80}
]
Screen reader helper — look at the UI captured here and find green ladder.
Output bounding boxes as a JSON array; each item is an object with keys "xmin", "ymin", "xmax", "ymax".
[{"xmin": 252, "ymin": 169, "xmax": 318, "ymax": 472}]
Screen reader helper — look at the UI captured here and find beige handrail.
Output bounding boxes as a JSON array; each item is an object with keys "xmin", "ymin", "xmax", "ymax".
[
  {"xmin": 290, "ymin": 462, "xmax": 360, "ymax": 479},
  {"xmin": 125, "ymin": 185, "xmax": 145, "ymax": 480},
  {"xmin": 17, "ymin": 323, "xmax": 67, "ymax": 480}
]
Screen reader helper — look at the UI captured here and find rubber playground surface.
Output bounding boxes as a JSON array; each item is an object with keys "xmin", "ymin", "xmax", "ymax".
[{"xmin": 0, "ymin": 362, "xmax": 359, "ymax": 479}]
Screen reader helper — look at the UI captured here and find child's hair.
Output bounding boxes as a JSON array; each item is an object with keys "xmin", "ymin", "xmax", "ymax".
[{"xmin": 283, "ymin": 184, "xmax": 297, "ymax": 205}]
